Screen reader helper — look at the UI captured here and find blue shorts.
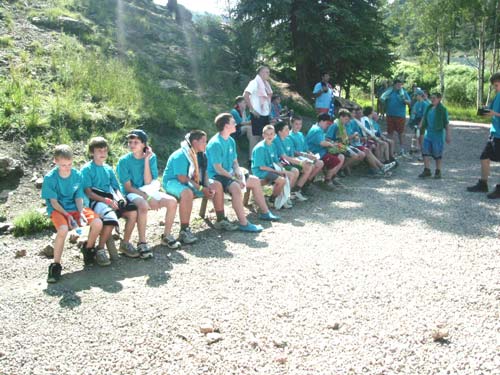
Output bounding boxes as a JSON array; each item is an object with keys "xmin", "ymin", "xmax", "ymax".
[
  {"xmin": 422, "ymin": 136, "xmax": 444, "ymax": 160},
  {"xmin": 164, "ymin": 180, "xmax": 203, "ymax": 200}
]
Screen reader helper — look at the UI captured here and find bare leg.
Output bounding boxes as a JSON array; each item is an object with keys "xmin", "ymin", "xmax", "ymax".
[
  {"xmin": 87, "ymin": 218, "xmax": 103, "ymax": 248},
  {"xmin": 53, "ymin": 226, "xmax": 68, "ymax": 264},
  {"xmin": 284, "ymin": 169, "xmax": 299, "ymax": 189},
  {"xmin": 436, "ymin": 158, "xmax": 442, "ymax": 171},
  {"xmin": 179, "ymin": 189, "xmax": 194, "ymax": 227},
  {"xmin": 209, "ymin": 180, "xmax": 224, "ymax": 212},
  {"xmin": 121, "ymin": 210, "xmax": 137, "ymax": 243},
  {"xmin": 227, "ymin": 182, "xmax": 247, "ymax": 225},
  {"xmin": 296, "ymin": 163, "xmax": 312, "ymax": 187},
  {"xmin": 481, "ymin": 159, "xmax": 490, "ymax": 181},
  {"xmin": 132, "ymin": 198, "xmax": 149, "ymax": 243},
  {"xmin": 98, "ymin": 225, "xmax": 114, "ymax": 248},
  {"xmin": 157, "ymin": 195, "xmax": 177, "ymax": 236},
  {"xmin": 272, "ymin": 176, "xmax": 285, "ymax": 196},
  {"xmin": 310, "ymin": 160, "xmax": 324, "ymax": 180},
  {"xmin": 246, "ymin": 175, "xmax": 270, "ymax": 214}
]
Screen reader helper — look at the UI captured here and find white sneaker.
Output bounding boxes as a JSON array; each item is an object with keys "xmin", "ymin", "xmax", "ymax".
[
  {"xmin": 283, "ymin": 200, "xmax": 293, "ymax": 209},
  {"xmin": 213, "ymin": 218, "xmax": 239, "ymax": 231},
  {"xmin": 292, "ymin": 191, "xmax": 308, "ymax": 201},
  {"xmin": 137, "ymin": 242, "xmax": 154, "ymax": 259},
  {"xmin": 161, "ymin": 234, "xmax": 181, "ymax": 250}
]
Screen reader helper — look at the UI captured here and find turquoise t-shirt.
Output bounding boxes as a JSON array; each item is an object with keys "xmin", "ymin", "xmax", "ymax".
[
  {"xmin": 347, "ymin": 120, "xmax": 363, "ymax": 146},
  {"xmin": 41, "ymin": 167, "xmax": 85, "ymax": 215},
  {"xmin": 306, "ymin": 123, "xmax": 327, "ymax": 157},
  {"xmin": 490, "ymin": 94, "xmax": 500, "ymax": 139},
  {"xmin": 411, "ymin": 100, "xmax": 429, "ymax": 120},
  {"xmin": 162, "ymin": 148, "xmax": 190, "ymax": 186},
  {"xmin": 425, "ymin": 107, "xmax": 449, "ymax": 140},
  {"xmin": 80, "ymin": 161, "xmax": 119, "ymax": 193},
  {"xmin": 273, "ymin": 135, "xmax": 295, "ymax": 158},
  {"xmin": 289, "ymin": 131, "xmax": 307, "ymax": 153},
  {"xmin": 313, "ymin": 82, "xmax": 332, "ymax": 109},
  {"xmin": 251, "ymin": 140, "xmax": 279, "ymax": 178},
  {"xmin": 326, "ymin": 123, "xmax": 338, "ymax": 141},
  {"xmin": 230, "ymin": 108, "xmax": 250, "ymax": 126},
  {"xmin": 206, "ymin": 133, "xmax": 238, "ymax": 178},
  {"xmin": 116, "ymin": 152, "xmax": 159, "ymax": 193},
  {"xmin": 386, "ymin": 89, "xmax": 410, "ymax": 118}
]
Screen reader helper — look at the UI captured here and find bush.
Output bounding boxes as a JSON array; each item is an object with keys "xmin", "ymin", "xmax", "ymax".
[
  {"xmin": 0, "ymin": 36, "xmax": 13, "ymax": 48},
  {"xmin": 13, "ymin": 210, "xmax": 53, "ymax": 237}
]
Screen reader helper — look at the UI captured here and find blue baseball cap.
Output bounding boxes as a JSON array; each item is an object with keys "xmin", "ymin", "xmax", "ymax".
[
  {"xmin": 415, "ymin": 89, "xmax": 424, "ymax": 96},
  {"xmin": 127, "ymin": 129, "xmax": 148, "ymax": 144}
]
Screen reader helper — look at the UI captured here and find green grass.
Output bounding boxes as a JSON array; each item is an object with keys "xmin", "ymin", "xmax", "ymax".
[
  {"xmin": 0, "ymin": 36, "xmax": 13, "ymax": 48},
  {"xmin": 13, "ymin": 210, "xmax": 53, "ymax": 237}
]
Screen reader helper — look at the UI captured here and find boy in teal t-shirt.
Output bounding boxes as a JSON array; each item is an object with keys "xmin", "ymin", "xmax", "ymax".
[
  {"xmin": 41, "ymin": 145, "xmax": 103, "ymax": 283},
  {"xmin": 418, "ymin": 93, "xmax": 451, "ymax": 179},
  {"xmin": 163, "ymin": 130, "xmax": 238, "ymax": 242},
  {"xmin": 206, "ymin": 113, "xmax": 280, "ymax": 232},
  {"xmin": 116, "ymin": 129, "xmax": 181, "ymax": 254},
  {"xmin": 252, "ymin": 124, "xmax": 296, "ymax": 208},
  {"xmin": 289, "ymin": 115, "xmax": 324, "ymax": 180},
  {"xmin": 81, "ymin": 137, "xmax": 141, "ymax": 262}
]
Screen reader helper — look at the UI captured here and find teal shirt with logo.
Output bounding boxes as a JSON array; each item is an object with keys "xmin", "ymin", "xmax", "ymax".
[
  {"xmin": 116, "ymin": 153, "xmax": 159, "ymax": 194},
  {"xmin": 80, "ymin": 161, "xmax": 120, "ymax": 193},
  {"xmin": 306, "ymin": 124, "xmax": 327, "ymax": 157},
  {"xmin": 162, "ymin": 148, "xmax": 190, "ymax": 186},
  {"xmin": 273, "ymin": 135, "xmax": 295, "ymax": 158},
  {"xmin": 289, "ymin": 131, "xmax": 307, "ymax": 153},
  {"xmin": 206, "ymin": 133, "xmax": 238, "ymax": 178},
  {"xmin": 251, "ymin": 140, "xmax": 279, "ymax": 179},
  {"xmin": 41, "ymin": 167, "xmax": 85, "ymax": 215}
]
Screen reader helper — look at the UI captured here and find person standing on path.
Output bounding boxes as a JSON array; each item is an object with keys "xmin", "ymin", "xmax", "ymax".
[
  {"xmin": 380, "ymin": 79, "xmax": 411, "ymax": 156},
  {"xmin": 467, "ymin": 72, "xmax": 500, "ymax": 199},
  {"xmin": 313, "ymin": 72, "xmax": 334, "ymax": 115},
  {"xmin": 417, "ymin": 93, "xmax": 451, "ymax": 179},
  {"xmin": 243, "ymin": 65, "xmax": 273, "ymax": 168}
]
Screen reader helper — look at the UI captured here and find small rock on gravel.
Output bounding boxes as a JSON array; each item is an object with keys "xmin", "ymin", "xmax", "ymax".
[
  {"xmin": 199, "ymin": 319, "xmax": 214, "ymax": 334},
  {"xmin": 15, "ymin": 249, "xmax": 27, "ymax": 258},
  {"xmin": 206, "ymin": 332, "xmax": 222, "ymax": 345},
  {"xmin": 432, "ymin": 328, "xmax": 449, "ymax": 342},
  {"xmin": 40, "ymin": 243, "xmax": 54, "ymax": 258}
]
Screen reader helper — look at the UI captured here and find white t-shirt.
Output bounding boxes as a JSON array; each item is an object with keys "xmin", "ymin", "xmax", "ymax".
[{"xmin": 244, "ymin": 78, "xmax": 271, "ymax": 116}]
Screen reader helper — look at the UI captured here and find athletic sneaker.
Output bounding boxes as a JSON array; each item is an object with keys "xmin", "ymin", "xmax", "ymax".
[
  {"xmin": 487, "ymin": 184, "xmax": 500, "ymax": 199},
  {"xmin": 47, "ymin": 262, "xmax": 62, "ymax": 283},
  {"xmin": 137, "ymin": 242, "xmax": 154, "ymax": 258},
  {"xmin": 434, "ymin": 169, "xmax": 442, "ymax": 179},
  {"xmin": 160, "ymin": 234, "xmax": 181, "ymax": 250},
  {"xmin": 95, "ymin": 247, "xmax": 111, "ymax": 266},
  {"xmin": 382, "ymin": 162, "xmax": 397, "ymax": 172},
  {"xmin": 283, "ymin": 199, "xmax": 293, "ymax": 209},
  {"xmin": 292, "ymin": 191, "xmax": 308, "ymax": 201},
  {"xmin": 81, "ymin": 247, "xmax": 95, "ymax": 265},
  {"xmin": 467, "ymin": 179, "xmax": 489, "ymax": 193},
  {"xmin": 238, "ymin": 222, "xmax": 263, "ymax": 232},
  {"xmin": 119, "ymin": 241, "xmax": 140, "ymax": 258},
  {"xmin": 213, "ymin": 218, "xmax": 239, "ymax": 231},
  {"xmin": 418, "ymin": 168, "xmax": 432, "ymax": 178},
  {"xmin": 259, "ymin": 211, "xmax": 281, "ymax": 221},
  {"xmin": 368, "ymin": 169, "xmax": 386, "ymax": 178},
  {"xmin": 332, "ymin": 179, "xmax": 347, "ymax": 189},
  {"xmin": 179, "ymin": 228, "xmax": 197, "ymax": 244}
]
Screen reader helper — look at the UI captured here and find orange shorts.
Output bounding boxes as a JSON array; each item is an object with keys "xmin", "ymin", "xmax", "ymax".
[
  {"xmin": 386, "ymin": 116, "xmax": 406, "ymax": 134},
  {"xmin": 50, "ymin": 208, "xmax": 98, "ymax": 230}
]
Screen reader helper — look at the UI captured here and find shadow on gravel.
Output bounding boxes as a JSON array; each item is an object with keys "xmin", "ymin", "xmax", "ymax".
[
  {"xmin": 298, "ymin": 125, "xmax": 499, "ymax": 239},
  {"xmin": 44, "ymin": 247, "xmax": 182, "ymax": 308}
]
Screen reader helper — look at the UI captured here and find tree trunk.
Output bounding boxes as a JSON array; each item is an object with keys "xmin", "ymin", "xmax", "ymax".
[
  {"xmin": 290, "ymin": 0, "xmax": 312, "ymax": 96},
  {"xmin": 477, "ymin": 18, "xmax": 485, "ymax": 109},
  {"xmin": 437, "ymin": 34, "xmax": 445, "ymax": 98}
]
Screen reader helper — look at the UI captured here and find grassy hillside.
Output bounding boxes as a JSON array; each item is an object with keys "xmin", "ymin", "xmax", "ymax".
[{"xmin": 0, "ymin": 0, "xmax": 256, "ymax": 168}]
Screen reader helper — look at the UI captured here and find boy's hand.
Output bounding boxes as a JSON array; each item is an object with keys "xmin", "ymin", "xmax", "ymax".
[
  {"xmin": 78, "ymin": 211, "xmax": 88, "ymax": 227},
  {"xmin": 144, "ymin": 146, "xmax": 153, "ymax": 159},
  {"xmin": 105, "ymin": 198, "xmax": 119, "ymax": 210},
  {"xmin": 203, "ymin": 187, "xmax": 215, "ymax": 199},
  {"xmin": 67, "ymin": 214, "xmax": 78, "ymax": 229}
]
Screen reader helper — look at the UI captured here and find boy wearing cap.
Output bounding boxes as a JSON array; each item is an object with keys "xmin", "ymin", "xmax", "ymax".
[
  {"xmin": 117, "ymin": 129, "xmax": 181, "ymax": 257},
  {"xmin": 163, "ymin": 130, "xmax": 238, "ymax": 244},
  {"xmin": 206, "ymin": 113, "xmax": 280, "ymax": 233},
  {"xmin": 418, "ymin": 93, "xmax": 451, "ymax": 179}
]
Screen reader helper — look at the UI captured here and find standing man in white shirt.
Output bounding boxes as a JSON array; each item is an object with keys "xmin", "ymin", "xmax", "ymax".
[{"xmin": 244, "ymin": 65, "xmax": 273, "ymax": 168}]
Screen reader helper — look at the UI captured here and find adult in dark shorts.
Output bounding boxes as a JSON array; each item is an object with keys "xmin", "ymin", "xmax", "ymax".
[
  {"xmin": 244, "ymin": 65, "xmax": 273, "ymax": 164},
  {"xmin": 206, "ymin": 113, "xmax": 280, "ymax": 232},
  {"xmin": 380, "ymin": 79, "xmax": 411, "ymax": 155},
  {"xmin": 467, "ymin": 73, "xmax": 500, "ymax": 199}
]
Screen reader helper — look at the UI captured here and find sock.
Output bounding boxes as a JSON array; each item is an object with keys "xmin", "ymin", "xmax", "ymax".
[
  {"xmin": 181, "ymin": 223, "xmax": 189, "ymax": 231},
  {"xmin": 216, "ymin": 211, "xmax": 225, "ymax": 222}
]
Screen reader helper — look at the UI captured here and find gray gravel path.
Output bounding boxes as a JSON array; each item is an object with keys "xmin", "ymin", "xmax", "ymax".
[{"xmin": 0, "ymin": 122, "xmax": 499, "ymax": 375}]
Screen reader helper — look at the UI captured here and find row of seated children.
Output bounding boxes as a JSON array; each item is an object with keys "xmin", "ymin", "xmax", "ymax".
[{"xmin": 43, "ymin": 114, "xmax": 281, "ymax": 283}]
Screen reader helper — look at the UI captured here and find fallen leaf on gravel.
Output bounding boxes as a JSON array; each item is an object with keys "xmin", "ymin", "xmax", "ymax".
[
  {"xmin": 69, "ymin": 233, "xmax": 79, "ymax": 244},
  {"xmin": 327, "ymin": 322, "xmax": 340, "ymax": 330},
  {"xmin": 206, "ymin": 332, "xmax": 222, "ymax": 344},
  {"xmin": 39, "ymin": 243, "xmax": 54, "ymax": 258},
  {"xmin": 15, "ymin": 249, "xmax": 26, "ymax": 258},
  {"xmin": 432, "ymin": 329, "xmax": 449, "ymax": 342},
  {"xmin": 272, "ymin": 339, "xmax": 288, "ymax": 348},
  {"xmin": 199, "ymin": 319, "xmax": 214, "ymax": 334},
  {"xmin": 274, "ymin": 356, "xmax": 287, "ymax": 364}
]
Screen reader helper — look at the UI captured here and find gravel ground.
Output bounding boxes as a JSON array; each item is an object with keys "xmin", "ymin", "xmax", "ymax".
[{"xmin": 0, "ymin": 122, "xmax": 499, "ymax": 375}]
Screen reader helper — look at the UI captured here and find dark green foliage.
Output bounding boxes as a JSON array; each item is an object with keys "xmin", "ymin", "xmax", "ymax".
[{"xmin": 13, "ymin": 210, "xmax": 53, "ymax": 237}]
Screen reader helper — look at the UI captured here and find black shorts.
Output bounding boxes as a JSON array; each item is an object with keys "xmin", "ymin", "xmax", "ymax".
[
  {"xmin": 251, "ymin": 114, "xmax": 270, "ymax": 136},
  {"xmin": 213, "ymin": 173, "xmax": 250, "ymax": 193},
  {"xmin": 480, "ymin": 137, "xmax": 500, "ymax": 162}
]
